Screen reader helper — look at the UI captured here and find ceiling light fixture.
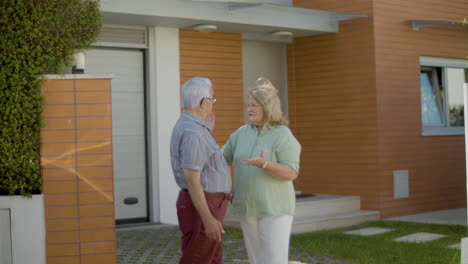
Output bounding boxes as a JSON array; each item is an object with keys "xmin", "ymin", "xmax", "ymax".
[
  {"xmin": 271, "ymin": 30, "xmax": 293, "ymax": 39},
  {"xmin": 193, "ymin": 24, "xmax": 218, "ymax": 33}
]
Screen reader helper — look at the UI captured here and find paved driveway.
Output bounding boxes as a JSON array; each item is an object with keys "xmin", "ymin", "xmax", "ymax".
[{"xmin": 116, "ymin": 224, "xmax": 348, "ymax": 264}]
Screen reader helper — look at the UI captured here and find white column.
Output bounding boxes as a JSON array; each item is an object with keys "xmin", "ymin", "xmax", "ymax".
[
  {"xmin": 462, "ymin": 83, "xmax": 468, "ymax": 264},
  {"xmin": 147, "ymin": 26, "xmax": 181, "ymax": 224}
]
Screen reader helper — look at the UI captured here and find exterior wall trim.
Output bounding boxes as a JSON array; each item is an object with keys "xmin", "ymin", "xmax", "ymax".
[{"xmin": 147, "ymin": 26, "xmax": 181, "ymax": 224}]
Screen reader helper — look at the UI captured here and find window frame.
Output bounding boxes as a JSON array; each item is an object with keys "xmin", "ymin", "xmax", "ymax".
[{"xmin": 420, "ymin": 56, "xmax": 467, "ymax": 136}]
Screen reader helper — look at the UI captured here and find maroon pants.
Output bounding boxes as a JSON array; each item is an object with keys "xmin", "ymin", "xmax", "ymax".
[{"xmin": 176, "ymin": 189, "xmax": 229, "ymax": 264}]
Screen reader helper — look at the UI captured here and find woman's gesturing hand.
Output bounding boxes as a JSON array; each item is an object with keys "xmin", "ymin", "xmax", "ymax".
[
  {"xmin": 242, "ymin": 150, "xmax": 298, "ymax": 181},
  {"xmin": 242, "ymin": 151, "xmax": 267, "ymax": 168}
]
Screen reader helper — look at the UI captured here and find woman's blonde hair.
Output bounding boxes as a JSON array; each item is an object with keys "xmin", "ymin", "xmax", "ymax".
[{"xmin": 248, "ymin": 77, "xmax": 288, "ymax": 126}]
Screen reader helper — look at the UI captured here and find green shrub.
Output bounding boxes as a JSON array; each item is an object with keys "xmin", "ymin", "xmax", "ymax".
[{"xmin": 0, "ymin": 0, "xmax": 101, "ymax": 196}]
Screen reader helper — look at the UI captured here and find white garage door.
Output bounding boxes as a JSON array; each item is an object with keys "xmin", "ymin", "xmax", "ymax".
[{"xmin": 85, "ymin": 48, "xmax": 148, "ymax": 221}]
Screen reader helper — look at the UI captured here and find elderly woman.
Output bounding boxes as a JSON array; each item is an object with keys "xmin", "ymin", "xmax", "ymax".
[{"xmin": 223, "ymin": 77, "xmax": 301, "ymax": 264}]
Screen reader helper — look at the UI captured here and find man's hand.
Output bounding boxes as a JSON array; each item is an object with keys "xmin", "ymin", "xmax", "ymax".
[
  {"xmin": 201, "ymin": 214, "xmax": 224, "ymax": 241},
  {"xmin": 205, "ymin": 112, "xmax": 216, "ymax": 131}
]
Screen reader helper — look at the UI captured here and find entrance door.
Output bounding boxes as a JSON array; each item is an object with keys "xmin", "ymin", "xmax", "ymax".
[
  {"xmin": 242, "ymin": 40, "xmax": 288, "ymax": 121},
  {"xmin": 85, "ymin": 48, "xmax": 148, "ymax": 222}
]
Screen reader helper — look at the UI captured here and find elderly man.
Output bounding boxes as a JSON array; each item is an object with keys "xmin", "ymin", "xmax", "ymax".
[{"xmin": 170, "ymin": 77, "xmax": 232, "ymax": 264}]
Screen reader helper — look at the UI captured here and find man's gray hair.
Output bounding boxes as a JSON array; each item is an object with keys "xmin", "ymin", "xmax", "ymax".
[{"xmin": 182, "ymin": 77, "xmax": 212, "ymax": 109}]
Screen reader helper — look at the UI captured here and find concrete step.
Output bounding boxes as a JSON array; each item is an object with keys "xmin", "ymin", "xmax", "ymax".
[
  {"xmin": 225, "ymin": 194, "xmax": 362, "ymax": 221},
  {"xmin": 295, "ymin": 194, "xmax": 361, "ymax": 218},
  {"xmin": 292, "ymin": 210, "xmax": 380, "ymax": 234},
  {"xmin": 223, "ymin": 194, "xmax": 380, "ymax": 234},
  {"xmin": 224, "ymin": 210, "xmax": 380, "ymax": 234},
  {"xmin": 223, "ymin": 215, "xmax": 241, "ymax": 228}
]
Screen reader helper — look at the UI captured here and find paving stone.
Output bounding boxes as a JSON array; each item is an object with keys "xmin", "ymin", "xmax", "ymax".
[
  {"xmin": 394, "ymin": 232, "xmax": 447, "ymax": 243},
  {"xmin": 117, "ymin": 224, "xmax": 351, "ymax": 264},
  {"xmin": 447, "ymin": 243, "xmax": 461, "ymax": 250},
  {"xmin": 344, "ymin": 227, "xmax": 393, "ymax": 236}
]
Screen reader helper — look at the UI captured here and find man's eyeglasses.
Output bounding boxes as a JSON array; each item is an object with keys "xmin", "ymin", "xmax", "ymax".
[{"xmin": 200, "ymin": 97, "xmax": 216, "ymax": 105}]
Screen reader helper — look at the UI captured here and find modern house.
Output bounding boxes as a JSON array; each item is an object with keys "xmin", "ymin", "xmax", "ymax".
[
  {"xmin": 6, "ymin": 0, "xmax": 464, "ymax": 263},
  {"xmin": 74, "ymin": 0, "xmax": 468, "ymax": 226},
  {"xmin": 79, "ymin": 0, "xmax": 365, "ymax": 226}
]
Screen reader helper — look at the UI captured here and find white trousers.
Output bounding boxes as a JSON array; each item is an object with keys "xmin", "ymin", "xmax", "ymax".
[{"xmin": 239, "ymin": 215, "xmax": 293, "ymax": 264}]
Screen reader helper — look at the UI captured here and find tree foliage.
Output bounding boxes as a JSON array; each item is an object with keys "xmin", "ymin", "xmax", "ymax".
[{"xmin": 0, "ymin": 0, "xmax": 101, "ymax": 196}]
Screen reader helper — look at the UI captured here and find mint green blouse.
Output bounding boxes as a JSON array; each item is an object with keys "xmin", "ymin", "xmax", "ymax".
[{"xmin": 223, "ymin": 124, "xmax": 301, "ymax": 216}]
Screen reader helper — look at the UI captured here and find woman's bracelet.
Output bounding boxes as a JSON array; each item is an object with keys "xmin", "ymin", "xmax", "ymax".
[{"xmin": 262, "ymin": 161, "xmax": 268, "ymax": 169}]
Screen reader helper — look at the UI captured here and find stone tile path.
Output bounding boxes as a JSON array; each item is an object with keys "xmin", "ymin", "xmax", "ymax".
[
  {"xmin": 117, "ymin": 224, "xmax": 350, "ymax": 264},
  {"xmin": 448, "ymin": 243, "xmax": 461, "ymax": 249},
  {"xmin": 343, "ymin": 227, "xmax": 460, "ymax": 249},
  {"xmin": 394, "ymin": 232, "xmax": 447, "ymax": 243},
  {"xmin": 344, "ymin": 227, "xmax": 393, "ymax": 236}
]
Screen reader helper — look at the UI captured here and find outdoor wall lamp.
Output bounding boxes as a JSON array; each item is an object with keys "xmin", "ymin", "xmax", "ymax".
[
  {"xmin": 271, "ymin": 30, "xmax": 293, "ymax": 39},
  {"xmin": 193, "ymin": 24, "xmax": 218, "ymax": 33},
  {"xmin": 72, "ymin": 52, "xmax": 85, "ymax": 74}
]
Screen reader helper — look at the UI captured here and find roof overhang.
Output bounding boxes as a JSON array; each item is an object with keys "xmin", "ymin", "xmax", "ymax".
[{"xmin": 100, "ymin": 0, "xmax": 366, "ymax": 42}]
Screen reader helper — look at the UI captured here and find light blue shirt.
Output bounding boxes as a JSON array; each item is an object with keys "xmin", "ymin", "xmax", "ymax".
[
  {"xmin": 170, "ymin": 111, "xmax": 232, "ymax": 193},
  {"xmin": 223, "ymin": 124, "xmax": 301, "ymax": 216}
]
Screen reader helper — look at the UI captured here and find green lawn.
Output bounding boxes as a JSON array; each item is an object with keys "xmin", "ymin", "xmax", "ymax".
[
  {"xmin": 225, "ymin": 221, "xmax": 466, "ymax": 264},
  {"xmin": 290, "ymin": 221, "xmax": 466, "ymax": 264}
]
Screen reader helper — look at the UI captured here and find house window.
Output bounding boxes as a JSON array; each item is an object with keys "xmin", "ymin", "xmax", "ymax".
[{"xmin": 420, "ymin": 57, "xmax": 467, "ymax": 136}]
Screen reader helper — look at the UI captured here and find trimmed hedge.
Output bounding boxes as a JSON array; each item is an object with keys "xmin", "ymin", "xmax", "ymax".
[{"xmin": 0, "ymin": 0, "xmax": 101, "ymax": 196}]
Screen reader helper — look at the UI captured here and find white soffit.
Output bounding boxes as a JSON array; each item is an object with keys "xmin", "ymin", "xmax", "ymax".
[{"xmin": 100, "ymin": 0, "xmax": 366, "ymax": 40}]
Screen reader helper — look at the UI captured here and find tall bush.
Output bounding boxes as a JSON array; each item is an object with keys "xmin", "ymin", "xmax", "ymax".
[{"xmin": 0, "ymin": 0, "xmax": 101, "ymax": 196}]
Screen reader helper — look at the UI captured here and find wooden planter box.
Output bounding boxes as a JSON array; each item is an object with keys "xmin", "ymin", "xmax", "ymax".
[{"xmin": 41, "ymin": 76, "xmax": 116, "ymax": 264}]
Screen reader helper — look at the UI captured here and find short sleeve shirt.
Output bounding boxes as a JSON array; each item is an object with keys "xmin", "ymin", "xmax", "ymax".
[
  {"xmin": 170, "ymin": 111, "xmax": 231, "ymax": 193},
  {"xmin": 223, "ymin": 124, "xmax": 301, "ymax": 216}
]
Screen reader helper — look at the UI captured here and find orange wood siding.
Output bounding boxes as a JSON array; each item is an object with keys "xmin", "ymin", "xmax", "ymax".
[
  {"xmin": 287, "ymin": 16, "xmax": 380, "ymax": 210},
  {"xmin": 373, "ymin": 0, "xmax": 468, "ymax": 217},
  {"xmin": 41, "ymin": 78, "xmax": 116, "ymax": 264},
  {"xmin": 179, "ymin": 30, "xmax": 245, "ymax": 144},
  {"xmin": 291, "ymin": 0, "xmax": 468, "ymax": 217}
]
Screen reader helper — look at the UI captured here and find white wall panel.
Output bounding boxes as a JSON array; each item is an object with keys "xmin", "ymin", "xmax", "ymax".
[
  {"xmin": 0, "ymin": 195, "xmax": 45, "ymax": 264},
  {"xmin": 0, "ymin": 209, "xmax": 11, "ymax": 264}
]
